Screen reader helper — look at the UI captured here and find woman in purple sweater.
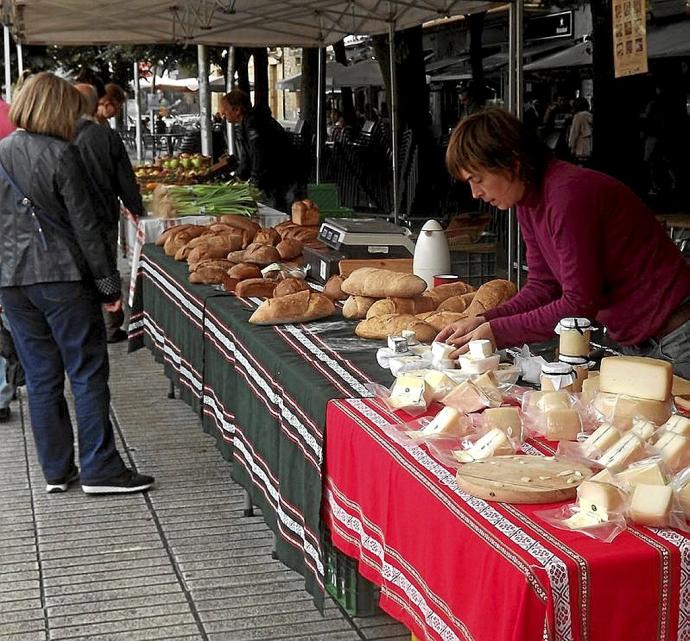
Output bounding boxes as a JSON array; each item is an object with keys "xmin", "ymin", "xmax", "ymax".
[{"xmin": 437, "ymin": 108, "xmax": 690, "ymax": 377}]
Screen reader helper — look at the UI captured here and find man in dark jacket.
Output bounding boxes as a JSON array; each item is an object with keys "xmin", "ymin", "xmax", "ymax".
[
  {"xmin": 74, "ymin": 83, "xmax": 144, "ymax": 343},
  {"xmin": 220, "ymin": 89, "xmax": 296, "ymax": 212}
]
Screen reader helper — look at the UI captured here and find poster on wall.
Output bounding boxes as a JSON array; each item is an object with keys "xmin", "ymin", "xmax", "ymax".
[{"xmin": 612, "ymin": 0, "xmax": 648, "ymax": 78}]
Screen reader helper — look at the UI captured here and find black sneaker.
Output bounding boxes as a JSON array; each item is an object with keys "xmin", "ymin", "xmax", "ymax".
[
  {"xmin": 0, "ymin": 407, "xmax": 9, "ymax": 423},
  {"xmin": 46, "ymin": 468, "xmax": 80, "ymax": 494},
  {"xmin": 81, "ymin": 468, "xmax": 155, "ymax": 495}
]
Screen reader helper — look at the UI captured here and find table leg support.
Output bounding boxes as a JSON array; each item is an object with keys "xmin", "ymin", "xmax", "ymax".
[
  {"xmin": 167, "ymin": 381, "xmax": 175, "ymax": 399},
  {"xmin": 271, "ymin": 532, "xmax": 278, "ymax": 560},
  {"xmin": 242, "ymin": 490, "xmax": 254, "ymax": 517}
]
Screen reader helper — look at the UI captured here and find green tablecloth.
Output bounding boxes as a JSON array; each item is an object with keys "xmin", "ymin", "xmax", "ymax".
[{"xmin": 128, "ymin": 245, "xmax": 392, "ymax": 607}]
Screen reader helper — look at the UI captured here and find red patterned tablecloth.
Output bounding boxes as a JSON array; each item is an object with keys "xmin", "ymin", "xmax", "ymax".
[{"xmin": 323, "ymin": 397, "xmax": 690, "ymax": 641}]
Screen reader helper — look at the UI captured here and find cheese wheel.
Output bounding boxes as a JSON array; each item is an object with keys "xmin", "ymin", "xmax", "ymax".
[
  {"xmin": 600, "ymin": 356, "xmax": 672, "ymax": 402},
  {"xmin": 592, "ymin": 391, "xmax": 671, "ymax": 431}
]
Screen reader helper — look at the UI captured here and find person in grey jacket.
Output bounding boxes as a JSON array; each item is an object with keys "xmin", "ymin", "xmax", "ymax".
[
  {"xmin": 0, "ymin": 72, "xmax": 154, "ymax": 495},
  {"xmin": 74, "ymin": 82, "xmax": 144, "ymax": 343}
]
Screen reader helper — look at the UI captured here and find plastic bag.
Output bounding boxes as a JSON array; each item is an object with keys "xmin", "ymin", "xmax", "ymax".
[
  {"xmin": 556, "ymin": 422, "xmax": 621, "ymax": 465},
  {"xmin": 650, "ymin": 428, "xmax": 690, "ymax": 474},
  {"xmin": 522, "ymin": 390, "xmax": 587, "ymax": 442},
  {"xmin": 513, "ymin": 344, "xmax": 548, "ymax": 385},
  {"xmin": 625, "ymin": 482, "xmax": 689, "ymax": 531},
  {"xmin": 365, "ymin": 380, "xmax": 431, "ymax": 417},
  {"xmin": 671, "ymin": 466, "xmax": 690, "ymax": 521},
  {"xmin": 381, "ymin": 408, "xmax": 472, "ymax": 447},
  {"xmin": 428, "ymin": 424, "xmax": 521, "ymax": 467},
  {"xmin": 537, "ymin": 502, "xmax": 627, "ymax": 543},
  {"xmin": 614, "ymin": 455, "xmax": 670, "ymax": 490},
  {"xmin": 587, "ymin": 391, "xmax": 673, "ymax": 432}
]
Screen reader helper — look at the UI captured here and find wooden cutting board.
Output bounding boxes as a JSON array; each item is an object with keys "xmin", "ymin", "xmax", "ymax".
[
  {"xmin": 339, "ymin": 258, "xmax": 413, "ymax": 277},
  {"xmin": 455, "ymin": 455, "xmax": 593, "ymax": 504}
]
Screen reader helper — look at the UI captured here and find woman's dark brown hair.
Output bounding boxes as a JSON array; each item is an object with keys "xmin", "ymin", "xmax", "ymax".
[{"xmin": 446, "ymin": 107, "xmax": 550, "ymax": 187}]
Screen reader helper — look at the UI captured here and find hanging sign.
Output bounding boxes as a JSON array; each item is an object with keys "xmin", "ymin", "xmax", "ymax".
[{"xmin": 612, "ymin": 0, "xmax": 648, "ymax": 78}]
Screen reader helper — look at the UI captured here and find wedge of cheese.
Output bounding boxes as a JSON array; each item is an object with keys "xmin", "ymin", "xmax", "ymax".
[
  {"xmin": 420, "ymin": 407, "xmax": 463, "ymax": 437},
  {"xmin": 598, "ymin": 432, "xmax": 647, "ymax": 472},
  {"xmin": 484, "ymin": 407, "xmax": 522, "ymax": 438},
  {"xmin": 442, "ymin": 372, "xmax": 501, "ymax": 414},
  {"xmin": 592, "ymin": 392, "xmax": 671, "ymax": 431},
  {"xmin": 577, "ymin": 479, "xmax": 626, "ymax": 514},
  {"xmin": 617, "ymin": 460, "xmax": 667, "ymax": 487},
  {"xmin": 654, "ymin": 431, "xmax": 690, "ymax": 472},
  {"xmin": 663, "ymin": 414, "xmax": 690, "ymax": 437},
  {"xmin": 545, "ymin": 408, "xmax": 582, "ymax": 441},
  {"xmin": 629, "ymin": 483, "xmax": 673, "ymax": 527},
  {"xmin": 600, "ymin": 356, "xmax": 673, "ymax": 402},
  {"xmin": 581, "ymin": 376, "xmax": 600, "ymax": 405},
  {"xmin": 389, "ymin": 376, "xmax": 433, "ymax": 410},
  {"xmin": 424, "ymin": 371, "xmax": 455, "ymax": 402},
  {"xmin": 537, "ymin": 391, "xmax": 571, "ymax": 413},
  {"xmin": 582, "ymin": 423, "xmax": 621, "ymax": 459},
  {"xmin": 453, "ymin": 428, "xmax": 513, "ymax": 463}
]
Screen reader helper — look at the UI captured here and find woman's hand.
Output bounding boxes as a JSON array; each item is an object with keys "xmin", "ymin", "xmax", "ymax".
[
  {"xmin": 103, "ymin": 298, "xmax": 122, "ymax": 313},
  {"xmin": 446, "ymin": 321, "xmax": 497, "ymax": 359},
  {"xmin": 435, "ymin": 315, "xmax": 486, "ymax": 344}
]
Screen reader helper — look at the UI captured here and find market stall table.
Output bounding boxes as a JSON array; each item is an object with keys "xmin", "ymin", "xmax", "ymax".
[{"xmin": 323, "ymin": 397, "xmax": 690, "ymax": 641}]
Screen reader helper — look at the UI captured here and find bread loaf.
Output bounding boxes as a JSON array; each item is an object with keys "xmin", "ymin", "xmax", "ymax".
[
  {"xmin": 281, "ymin": 225, "xmax": 319, "ymax": 242},
  {"xmin": 355, "ymin": 314, "xmax": 437, "ymax": 343},
  {"xmin": 189, "ymin": 259, "xmax": 235, "ymax": 273},
  {"xmin": 323, "ymin": 275, "xmax": 347, "ymax": 301},
  {"xmin": 464, "ymin": 279, "xmax": 517, "ymax": 317},
  {"xmin": 341, "ymin": 268, "xmax": 427, "ymax": 298},
  {"xmin": 235, "ymin": 278, "xmax": 276, "ymax": 298},
  {"xmin": 228, "ymin": 263, "xmax": 262, "ymax": 280},
  {"xmin": 219, "ymin": 215, "xmax": 260, "ymax": 236},
  {"xmin": 291, "ymin": 200, "xmax": 320, "ymax": 226},
  {"xmin": 222, "ymin": 276, "xmax": 239, "ymax": 292},
  {"xmin": 365, "ymin": 296, "xmax": 436, "ymax": 319},
  {"xmin": 156, "ymin": 224, "xmax": 197, "ymax": 246},
  {"xmin": 416, "ymin": 311, "xmax": 466, "ymax": 332},
  {"xmin": 342, "ymin": 296, "xmax": 378, "ymax": 320},
  {"xmin": 243, "ymin": 243, "xmax": 281, "ymax": 265},
  {"xmin": 276, "ymin": 238, "xmax": 303, "ymax": 260},
  {"xmin": 187, "ymin": 244, "xmax": 238, "ymax": 265},
  {"xmin": 189, "ymin": 267, "xmax": 228, "ymax": 285},
  {"xmin": 249, "ymin": 290, "xmax": 335, "ymax": 325},
  {"xmin": 274, "ymin": 278, "xmax": 310, "ymax": 297},
  {"xmin": 254, "ymin": 228, "xmax": 281, "ymax": 246},
  {"xmin": 226, "ymin": 249, "xmax": 247, "ymax": 263},
  {"xmin": 437, "ymin": 292, "xmax": 475, "ymax": 313},
  {"xmin": 422, "ymin": 281, "xmax": 474, "ymax": 307}
]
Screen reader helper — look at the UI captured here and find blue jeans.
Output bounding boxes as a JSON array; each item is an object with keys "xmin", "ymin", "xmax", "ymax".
[
  {"xmin": 0, "ymin": 282, "xmax": 126, "ymax": 483},
  {"xmin": 0, "ymin": 353, "xmax": 11, "ymax": 409}
]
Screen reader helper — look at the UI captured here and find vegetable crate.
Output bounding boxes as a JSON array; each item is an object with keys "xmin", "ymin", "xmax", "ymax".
[
  {"xmin": 323, "ymin": 529, "xmax": 379, "ymax": 617},
  {"xmin": 449, "ymin": 243, "xmax": 496, "ymax": 288}
]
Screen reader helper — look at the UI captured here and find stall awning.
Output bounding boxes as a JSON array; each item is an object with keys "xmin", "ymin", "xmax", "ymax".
[
  {"xmin": 139, "ymin": 74, "xmax": 228, "ymax": 92},
  {"xmin": 277, "ymin": 59, "xmax": 384, "ymax": 91},
  {"xmin": 6, "ymin": 0, "xmax": 505, "ymax": 46}
]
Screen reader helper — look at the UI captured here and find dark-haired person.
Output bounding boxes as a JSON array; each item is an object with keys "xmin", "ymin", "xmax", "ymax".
[
  {"xmin": 0, "ymin": 72, "xmax": 154, "ymax": 494},
  {"xmin": 436, "ymin": 107, "xmax": 690, "ymax": 377},
  {"xmin": 219, "ymin": 88, "xmax": 297, "ymax": 211}
]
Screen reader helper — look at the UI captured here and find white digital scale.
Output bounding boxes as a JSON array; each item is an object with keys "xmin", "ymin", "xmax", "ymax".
[{"xmin": 317, "ymin": 218, "xmax": 415, "ymax": 257}]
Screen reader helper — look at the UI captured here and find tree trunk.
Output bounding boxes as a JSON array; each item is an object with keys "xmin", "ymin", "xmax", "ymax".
[
  {"xmin": 468, "ymin": 12, "xmax": 486, "ymax": 103},
  {"xmin": 233, "ymin": 47, "xmax": 251, "ymax": 95},
  {"xmin": 332, "ymin": 39, "xmax": 356, "ymax": 127},
  {"xmin": 252, "ymin": 47, "xmax": 270, "ymax": 114}
]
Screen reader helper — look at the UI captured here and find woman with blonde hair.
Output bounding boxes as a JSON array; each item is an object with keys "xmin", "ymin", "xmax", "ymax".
[{"xmin": 0, "ymin": 72, "xmax": 153, "ymax": 494}]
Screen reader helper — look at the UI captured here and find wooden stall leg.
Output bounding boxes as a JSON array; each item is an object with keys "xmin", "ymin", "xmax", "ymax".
[
  {"xmin": 271, "ymin": 532, "xmax": 278, "ymax": 560},
  {"xmin": 242, "ymin": 489, "xmax": 254, "ymax": 517},
  {"xmin": 167, "ymin": 381, "xmax": 176, "ymax": 399}
]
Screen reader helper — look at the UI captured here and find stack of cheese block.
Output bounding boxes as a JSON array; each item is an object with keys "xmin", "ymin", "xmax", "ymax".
[
  {"xmin": 523, "ymin": 389, "xmax": 583, "ymax": 442},
  {"xmin": 341, "ymin": 269, "xmax": 517, "ymax": 343},
  {"xmin": 453, "ymin": 406, "xmax": 523, "ymax": 463}
]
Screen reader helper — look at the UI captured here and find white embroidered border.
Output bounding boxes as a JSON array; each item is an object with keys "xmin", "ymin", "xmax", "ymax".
[
  {"xmin": 142, "ymin": 259, "xmax": 204, "ymax": 322},
  {"xmin": 654, "ymin": 527, "xmax": 690, "ymax": 640},
  {"xmin": 347, "ymin": 398, "xmax": 574, "ymax": 641},
  {"xmin": 202, "ymin": 391, "xmax": 235, "ymax": 438}
]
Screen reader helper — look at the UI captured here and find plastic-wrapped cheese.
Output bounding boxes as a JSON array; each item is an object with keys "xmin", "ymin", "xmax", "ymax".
[
  {"xmin": 581, "ymin": 375, "xmax": 600, "ymax": 404},
  {"xmin": 600, "ymin": 356, "xmax": 673, "ymax": 402},
  {"xmin": 592, "ymin": 391, "xmax": 671, "ymax": 431},
  {"xmin": 663, "ymin": 414, "xmax": 690, "ymax": 437},
  {"xmin": 598, "ymin": 432, "xmax": 647, "ymax": 472},
  {"xmin": 581, "ymin": 422, "xmax": 621, "ymax": 459},
  {"xmin": 453, "ymin": 428, "xmax": 513, "ymax": 462},
  {"xmin": 629, "ymin": 483, "xmax": 673, "ymax": 527},
  {"xmin": 537, "ymin": 391, "xmax": 571, "ymax": 413},
  {"xmin": 617, "ymin": 460, "xmax": 667, "ymax": 487},
  {"xmin": 653, "ymin": 431, "xmax": 690, "ymax": 472},
  {"xmin": 389, "ymin": 376, "xmax": 433, "ymax": 410},
  {"xmin": 577, "ymin": 479, "xmax": 626, "ymax": 513},
  {"xmin": 424, "ymin": 371, "xmax": 455, "ymax": 401},
  {"xmin": 442, "ymin": 372, "xmax": 501, "ymax": 414},
  {"xmin": 483, "ymin": 407, "xmax": 521, "ymax": 437},
  {"xmin": 545, "ymin": 408, "xmax": 582, "ymax": 441},
  {"xmin": 420, "ymin": 407, "xmax": 463, "ymax": 436},
  {"xmin": 468, "ymin": 339, "xmax": 493, "ymax": 359}
]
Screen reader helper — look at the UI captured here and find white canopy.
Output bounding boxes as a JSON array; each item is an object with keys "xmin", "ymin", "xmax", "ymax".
[
  {"xmin": 7, "ymin": 0, "xmax": 503, "ymax": 46},
  {"xmin": 139, "ymin": 74, "xmax": 228, "ymax": 92},
  {"xmin": 277, "ymin": 59, "xmax": 383, "ymax": 91}
]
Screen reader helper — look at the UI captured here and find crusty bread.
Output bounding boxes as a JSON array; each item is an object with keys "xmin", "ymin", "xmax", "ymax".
[
  {"xmin": 222, "ymin": 276, "xmax": 239, "ymax": 292},
  {"xmin": 249, "ymin": 290, "xmax": 335, "ymax": 325},
  {"xmin": 219, "ymin": 214, "xmax": 260, "ymax": 236},
  {"xmin": 422, "ymin": 281, "xmax": 475, "ymax": 307},
  {"xmin": 355, "ymin": 314, "xmax": 437, "ymax": 343},
  {"xmin": 156, "ymin": 224, "xmax": 198, "ymax": 246},
  {"xmin": 323, "ymin": 275, "xmax": 347, "ymax": 301},
  {"xmin": 188, "ymin": 267, "xmax": 228, "ymax": 285},
  {"xmin": 189, "ymin": 259, "xmax": 235, "ymax": 273},
  {"xmin": 226, "ymin": 249, "xmax": 247, "ymax": 263},
  {"xmin": 342, "ymin": 296, "xmax": 378, "ymax": 320},
  {"xmin": 365, "ymin": 296, "xmax": 436, "ymax": 319},
  {"xmin": 281, "ymin": 225, "xmax": 319, "ymax": 243},
  {"xmin": 235, "ymin": 278, "xmax": 276, "ymax": 298},
  {"xmin": 436, "ymin": 292, "xmax": 475, "ymax": 313},
  {"xmin": 341, "ymin": 268, "xmax": 427, "ymax": 299},
  {"xmin": 464, "ymin": 279, "xmax": 517, "ymax": 317},
  {"xmin": 228, "ymin": 263, "xmax": 262, "ymax": 280},
  {"xmin": 176, "ymin": 233, "xmax": 243, "ymax": 261},
  {"xmin": 274, "ymin": 278, "xmax": 310, "ymax": 297},
  {"xmin": 291, "ymin": 200, "xmax": 320, "ymax": 226},
  {"xmin": 253, "ymin": 228, "xmax": 281, "ymax": 246},
  {"xmin": 416, "ymin": 311, "xmax": 466, "ymax": 332},
  {"xmin": 186, "ymin": 244, "xmax": 237, "ymax": 265},
  {"xmin": 276, "ymin": 238, "xmax": 303, "ymax": 260},
  {"xmin": 243, "ymin": 243, "xmax": 281, "ymax": 265}
]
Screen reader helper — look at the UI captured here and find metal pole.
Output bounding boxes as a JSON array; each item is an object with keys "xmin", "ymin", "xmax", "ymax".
[
  {"xmin": 226, "ymin": 46, "xmax": 235, "ymax": 156},
  {"xmin": 197, "ymin": 44, "xmax": 212, "ymax": 158},
  {"xmin": 3, "ymin": 25, "xmax": 11, "ymax": 102},
  {"xmin": 388, "ymin": 20, "xmax": 399, "ymax": 223},
  {"xmin": 16, "ymin": 42, "xmax": 23, "ymax": 77},
  {"xmin": 514, "ymin": 0, "xmax": 524, "ymax": 289},
  {"xmin": 133, "ymin": 62, "xmax": 143, "ymax": 163},
  {"xmin": 315, "ymin": 46, "xmax": 324, "ymax": 184}
]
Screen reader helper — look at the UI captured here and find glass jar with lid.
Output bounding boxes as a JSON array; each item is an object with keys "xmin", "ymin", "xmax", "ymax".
[
  {"xmin": 540, "ymin": 361, "xmax": 577, "ymax": 392},
  {"xmin": 556, "ymin": 317, "xmax": 592, "ymax": 360}
]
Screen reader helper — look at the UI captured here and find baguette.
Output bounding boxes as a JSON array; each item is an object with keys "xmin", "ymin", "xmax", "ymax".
[
  {"xmin": 323, "ymin": 275, "xmax": 347, "ymax": 301},
  {"xmin": 276, "ymin": 238, "xmax": 303, "ymax": 260},
  {"xmin": 228, "ymin": 263, "xmax": 262, "ymax": 280},
  {"xmin": 437, "ymin": 292, "xmax": 475, "ymax": 313},
  {"xmin": 342, "ymin": 296, "xmax": 378, "ymax": 320},
  {"xmin": 464, "ymin": 279, "xmax": 517, "ymax": 317},
  {"xmin": 416, "ymin": 311, "xmax": 466, "ymax": 332},
  {"xmin": 365, "ymin": 296, "xmax": 436, "ymax": 319},
  {"xmin": 235, "ymin": 278, "xmax": 276, "ymax": 298},
  {"xmin": 156, "ymin": 224, "xmax": 196, "ymax": 246},
  {"xmin": 243, "ymin": 243, "xmax": 281, "ymax": 265},
  {"xmin": 249, "ymin": 290, "xmax": 335, "ymax": 325},
  {"xmin": 422, "ymin": 281, "xmax": 475, "ymax": 307},
  {"xmin": 274, "ymin": 278, "xmax": 310, "ymax": 297},
  {"xmin": 355, "ymin": 314, "xmax": 437, "ymax": 343},
  {"xmin": 341, "ymin": 268, "xmax": 427, "ymax": 298}
]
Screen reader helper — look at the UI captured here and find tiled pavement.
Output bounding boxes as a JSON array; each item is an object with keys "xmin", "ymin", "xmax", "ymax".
[{"xmin": 0, "ymin": 342, "xmax": 409, "ymax": 641}]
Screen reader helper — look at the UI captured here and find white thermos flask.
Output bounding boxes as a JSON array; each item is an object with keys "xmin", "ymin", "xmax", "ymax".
[{"xmin": 413, "ymin": 220, "xmax": 451, "ymax": 289}]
